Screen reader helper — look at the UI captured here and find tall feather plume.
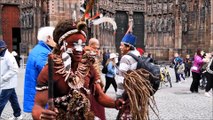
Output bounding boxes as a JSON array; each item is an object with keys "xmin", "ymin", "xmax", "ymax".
[{"xmin": 92, "ymin": 17, "xmax": 117, "ymax": 31}]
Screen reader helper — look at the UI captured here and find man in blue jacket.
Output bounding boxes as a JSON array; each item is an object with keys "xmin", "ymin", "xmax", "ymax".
[{"xmin": 23, "ymin": 27, "xmax": 56, "ymax": 113}]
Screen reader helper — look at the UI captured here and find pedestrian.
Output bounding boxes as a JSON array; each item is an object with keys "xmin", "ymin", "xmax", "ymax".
[
  {"xmin": 200, "ymin": 52, "xmax": 209, "ymax": 89},
  {"xmin": 84, "ymin": 37, "xmax": 106, "ymax": 118},
  {"xmin": 136, "ymin": 47, "xmax": 144, "ymax": 56},
  {"xmin": 87, "ymin": 38, "xmax": 100, "ymax": 56},
  {"xmin": 116, "ymin": 33, "xmax": 156, "ymax": 119},
  {"xmin": 102, "ymin": 49, "xmax": 110, "ymax": 67},
  {"xmin": 184, "ymin": 54, "xmax": 192, "ymax": 77},
  {"xmin": 0, "ymin": 40, "xmax": 23, "ymax": 119},
  {"xmin": 32, "ymin": 19, "xmax": 124, "ymax": 120},
  {"xmin": 104, "ymin": 53, "xmax": 118, "ymax": 93},
  {"xmin": 11, "ymin": 51, "xmax": 22, "ymax": 68},
  {"xmin": 23, "ymin": 26, "xmax": 56, "ymax": 113},
  {"xmin": 204, "ymin": 52, "xmax": 213, "ymax": 97},
  {"xmin": 172, "ymin": 53, "xmax": 181, "ymax": 83},
  {"xmin": 84, "ymin": 38, "xmax": 104, "ymax": 87},
  {"xmin": 147, "ymin": 53, "xmax": 154, "ymax": 63},
  {"xmin": 177, "ymin": 59, "xmax": 185, "ymax": 82},
  {"xmin": 190, "ymin": 49, "xmax": 205, "ymax": 93}
]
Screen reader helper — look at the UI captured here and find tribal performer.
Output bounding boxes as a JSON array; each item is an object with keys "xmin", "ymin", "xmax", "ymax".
[{"xmin": 32, "ymin": 19, "xmax": 124, "ymax": 120}]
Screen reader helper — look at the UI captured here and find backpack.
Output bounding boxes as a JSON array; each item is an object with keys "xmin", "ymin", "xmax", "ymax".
[
  {"xmin": 127, "ymin": 53, "xmax": 160, "ymax": 95},
  {"xmin": 102, "ymin": 64, "xmax": 108, "ymax": 74}
]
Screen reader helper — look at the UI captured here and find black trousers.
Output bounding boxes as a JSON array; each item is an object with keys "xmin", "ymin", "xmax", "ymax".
[
  {"xmin": 184, "ymin": 67, "xmax": 191, "ymax": 77},
  {"xmin": 205, "ymin": 72, "xmax": 213, "ymax": 92},
  {"xmin": 104, "ymin": 76, "xmax": 117, "ymax": 93},
  {"xmin": 190, "ymin": 72, "xmax": 201, "ymax": 92},
  {"xmin": 174, "ymin": 67, "xmax": 180, "ymax": 82}
]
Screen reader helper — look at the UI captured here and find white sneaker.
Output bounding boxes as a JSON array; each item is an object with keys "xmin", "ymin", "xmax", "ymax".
[
  {"xmin": 0, "ymin": 116, "xmax": 4, "ymax": 120},
  {"xmin": 178, "ymin": 81, "xmax": 182, "ymax": 84},
  {"xmin": 204, "ymin": 92, "xmax": 211, "ymax": 97},
  {"xmin": 8, "ymin": 115, "xmax": 23, "ymax": 120}
]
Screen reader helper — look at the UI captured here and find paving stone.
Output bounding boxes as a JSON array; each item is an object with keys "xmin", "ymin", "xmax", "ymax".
[{"xmin": 2, "ymin": 67, "xmax": 212, "ymax": 120}]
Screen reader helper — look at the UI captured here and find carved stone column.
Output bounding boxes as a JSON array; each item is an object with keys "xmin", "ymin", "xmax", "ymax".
[{"xmin": 174, "ymin": 2, "xmax": 182, "ymax": 49}]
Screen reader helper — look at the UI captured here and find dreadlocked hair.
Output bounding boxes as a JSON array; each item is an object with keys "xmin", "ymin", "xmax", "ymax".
[{"xmin": 123, "ymin": 68, "xmax": 159, "ymax": 120}]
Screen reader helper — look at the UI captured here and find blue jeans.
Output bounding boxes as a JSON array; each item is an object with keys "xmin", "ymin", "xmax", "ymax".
[{"xmin": 0, "ymin": 88, "xmax": 21, "ymax": 117}]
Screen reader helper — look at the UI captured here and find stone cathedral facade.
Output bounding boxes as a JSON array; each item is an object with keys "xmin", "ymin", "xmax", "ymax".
[
  {"xmin": 0, "ymin": 0, "xmax": 213, "ymax": 61},
  {"xmin": 97, "ymin": 0, "xmax": 213, "ymax": 60}
]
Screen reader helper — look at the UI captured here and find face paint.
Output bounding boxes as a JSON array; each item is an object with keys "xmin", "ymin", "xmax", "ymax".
[
  {"xmin": 61, "ymin": 41, "xmax": 73, "ymax": 54},
  {"xmin": 73, "ymin": 39, "xmax": 86, "ymax": 52}
]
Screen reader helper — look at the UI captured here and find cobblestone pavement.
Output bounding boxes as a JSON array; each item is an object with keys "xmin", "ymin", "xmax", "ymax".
[{"xmin": 1, "ymin": 67, "xmax": 212, "ymax": 120}]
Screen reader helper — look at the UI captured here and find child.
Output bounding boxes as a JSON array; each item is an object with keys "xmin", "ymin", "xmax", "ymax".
[{"xmin": 177, "ymin": 60, "xmax": 185, "ymax": 82}]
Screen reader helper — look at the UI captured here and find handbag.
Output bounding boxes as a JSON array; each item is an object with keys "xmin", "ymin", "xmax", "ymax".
[
  {"xmin": 191, "ymin": 66, "xmax": 198, "ymax": 71},
  {"xmin": 101, "ymin": 65, "xmax": 108, "ymax": 74}
]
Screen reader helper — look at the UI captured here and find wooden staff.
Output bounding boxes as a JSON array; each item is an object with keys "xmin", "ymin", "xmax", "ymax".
[{"xmin": 48, "ymin": 54, "xmax": 54, "ymax": 110}]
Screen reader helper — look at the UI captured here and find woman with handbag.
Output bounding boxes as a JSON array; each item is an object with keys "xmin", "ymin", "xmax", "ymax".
[{"xmin": 104, "ymin": 53, "xmax": 118, "ymax": 93}]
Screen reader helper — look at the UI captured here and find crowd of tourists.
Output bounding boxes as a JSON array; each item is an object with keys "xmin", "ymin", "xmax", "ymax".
[{"xmin": 172, "ymin": 50, "xmax": 213, "ymax": 97}]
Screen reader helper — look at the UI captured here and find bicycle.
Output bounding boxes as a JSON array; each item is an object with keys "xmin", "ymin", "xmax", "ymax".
[{"xmin": 160, "ymin": 65, "xmax": 172, "ymax": 88}]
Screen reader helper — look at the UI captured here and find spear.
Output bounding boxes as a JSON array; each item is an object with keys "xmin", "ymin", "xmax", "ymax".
[{"xmin": 48, "ymin": 54, "xmax": 54, "ymax": 110}]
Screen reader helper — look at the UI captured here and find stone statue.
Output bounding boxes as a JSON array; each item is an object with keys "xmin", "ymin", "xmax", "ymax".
[
  {"xmin": 147, "ymin": 5, "xmax": 152, "ymax": 15},
  {"xmin": 147, "ymin": 0, "xmax": 152, "ymax": 4},
  {"xmin": 152, "ymin": 4, "xmax": 157, "ymax": 13},
  {"xmin": 162, "ymin": 17, "xmax": 168, "ymax": 32},
  {"xmin": 167, "ymin": 14, "xmax": 174, "ymax": 32},
  {"xmin": 180, "ymin": 2, "xmax": 187, "ymax": 13},
  {"xmin": 163, "ymin": 3, "xmax": 167, "ymax": 13},
  {"xmin": 29, "ymin": 11, "xmax": 34, "ymax": 28},
  {"xmin": 146, "ymin": 20, "xmax": 152, "ymax": 33},
  {"xmin": 153, "ymin": 0, "xmax": 157, "ymax": 4},
  {"xmin": 26, "ymin": 12, "xmax": 30, "ymax": 28},
  {"xmin": 151, "ymin": 17, "xmax": 157, "ymax": 33},
  {"xmin": 157, "ymin": 16, "xmax": 163, "ymax": 32},
  {"xmin": 168, "ymin": 3, "xmax": 173, "ymax": 13},
  {"xmin": 157, "ymin": 3, "xmax": 162, "ymax": 14},
  {"xmin": 181, "ymin": 13, "xmax": 188, "ymax": 32},
  {"xmin": 20, "ymin": 13, "xmax": 25, "ymax": 28}
]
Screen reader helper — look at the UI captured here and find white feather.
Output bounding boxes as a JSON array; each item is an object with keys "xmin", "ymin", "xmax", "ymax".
[{"xmin": 92, "ymin": 17, "xmax": 117, "ymax": 30}]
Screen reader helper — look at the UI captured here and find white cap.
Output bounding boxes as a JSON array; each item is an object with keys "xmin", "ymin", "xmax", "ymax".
[{"xmin": 110, "ymin": 53, "xmax": 117, "ymax": 59}]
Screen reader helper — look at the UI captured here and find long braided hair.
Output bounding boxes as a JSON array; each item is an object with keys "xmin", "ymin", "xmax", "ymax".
[{"xmin": 123, "ymin": 68, "xmax": 159, "ymax": 120}]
